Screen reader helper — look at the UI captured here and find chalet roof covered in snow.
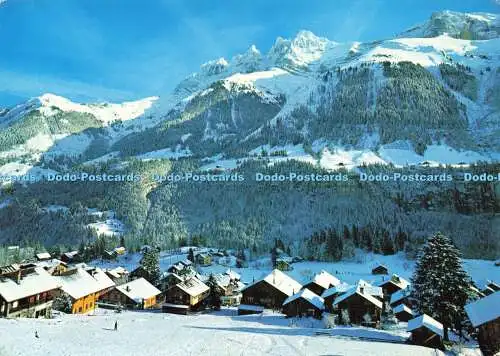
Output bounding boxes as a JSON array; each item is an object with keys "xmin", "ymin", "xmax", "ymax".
[
  {"xmin": 88, "ymin": 268, "xmax": 115, "ymax": 291},
  {"xmin": 393, "ymin": 304, "xmax": 413, "ymax": 316},
  {"xmin": 0, "ymin": 267, "xmax": 60, "ymax": 302},
  {"xmin": 333, "ymin": 284, "xmax": 383, "ymax": 309},
  {"xmin": 407, "ymin": 314, "xmax": 444, "ymax": 337},
  {"xmin": 258, "ymin": 269, "xmax": 302, "ymax": 297},
  {"xmin": 36, "ymin": 252, "xmax": 52, "ymax": 260},
  {"xmin": 321, "ymin": 282, "xmax": 352, "ymax": 299},
  {"xmin": 53, "ymin": 268, "xmax": 105, "ymax": 300},
  {"xmin": 283, "ymin": 288, "xmax": 324, "ymax": 310},
  {"xmin": 116, "ymin": 278, "xmax": 161, "ymax": 303},
  {"xmin": 225, "ymin": 269, "xmax": 241, "ymax": 280},
  {"xmin": 106, "ymin": 267, "xmax": 129, "ymax": 279},
  {"xmin": 465, "ymin": 291, "xmax": 500, "ymax": 327},
  {"xmin": 376, "ymin": 274, "xmax": 410, "ymax": 290},
  {"xmin": 390, "ymin": 287, "xmax": 411, "ymax": 305},
  {"xmin": 176, "ymin": 277, "xmax": 209, "ymax": 297},
  {"xmin": 307, "ymin": 270, "xmax": 341, "ymax": 289}
]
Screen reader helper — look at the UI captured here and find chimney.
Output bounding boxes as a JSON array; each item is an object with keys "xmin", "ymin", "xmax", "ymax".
[{"xmin": 16, "ymin": 270, "xmax": 21, "ymax": 285}]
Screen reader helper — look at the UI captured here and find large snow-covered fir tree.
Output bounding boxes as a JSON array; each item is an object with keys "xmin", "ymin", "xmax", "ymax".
[
  {"xmin": 410, "ymin": 232, "xmax": 473, "ymax": 341},
  {"xmin": 140, "ymin": 248, "xmax": 161, "ymax": 286},
  {"xmin": 206, "ymin": 273, "xmax": 223, "ymax": 310}
]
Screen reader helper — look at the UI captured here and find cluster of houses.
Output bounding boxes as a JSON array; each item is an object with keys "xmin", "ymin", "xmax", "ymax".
[
  {"xmin": 0, "ymin": 253, "xmax": 162, "ymax": 318},
  {"xmin": 237, "ymin": 264, "xmax": 499, "ymax": 353},
  {"xmin": 1, "ymin": 251, "xmax": 498, "ymax": 355}
]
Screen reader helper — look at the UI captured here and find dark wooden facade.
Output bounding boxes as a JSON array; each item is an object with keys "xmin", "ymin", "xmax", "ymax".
[
  {"xmin": 165, "ymin": 285, "xmax": 209, "ymax": 310},
  {"xmin": 241, "ymin": 280, "xmax": 289, "ymax": 309},
  {"xmin": 371, "ymin": 265, "xmax": 388, "ymax": 275},
  {"xmin": 282, "ymin": 298, "xmax": 323, "ymax": 319},
  {"xmin": 409, "ymin": 327, "xmax": 444, "ymax": 350},
  {"xmin": 303, "ymin": 282, "xmax": 326, "ymax": 297},
  {"xmin": 335, "ymin": 294, "xmax": 381, "ymax": 326},
  {"xmin": 477, "ymin": 317, "xmax": 500, "ymax": 356},
  {"xmin": 394, "ymin": 308, "xmax": 413, "ymax": 322}
]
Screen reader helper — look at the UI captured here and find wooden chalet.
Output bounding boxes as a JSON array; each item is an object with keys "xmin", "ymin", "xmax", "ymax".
[
  {"xmin": 36, "ymin": 259, "xmax": 68, "ymax": 275},
  {"xmin": 160, "ymin": 272, "xmax": 184, "ymax": 291},
  {"xmin": 276, "ymin": 258, "xmax": 292, "ymax": 271},
  {"xmin": 393, "ymin": 304, "xmax": 414, "ymax": 322},
  {"xmin": 165, "ymin": 277, "xmax": 209, "ymax": 310},
  {"xmin": 35, "ymin": 252, "xmax": 52, "ymax": 262},
  {"xmin": 101, "ymin": 277, "xmax": 161, "ymax": 309},
  {"xmin": 0, "ymin": 264, "xmax": 60, "ymax": 318},
  {"xmin": 333, "ymin": 283, "xmax": 383, "ymax": 326},
  {"xmin": 465, "ymin": 291, "xmax": 500, "ymax": 356},
  {"xmin": 321, "ymin": 283, "xmax": 352, "ymax": 313},
  {"xmin": 371, "ymin": 264, "xmax": 388, "ymax": 275},
  {"xmin": 167, "ymin": 262, "xmax": 185, "ymax": 274},
  {"xmin": 407, "ymin": 314, "xmax": 444, "ymax": 350},
  {"xmin": 60, "ymin": 251, "xmax": 79, "ymax": 264},
  {"xmin": 129, "ymin": 265, "xmax": 158, "ymax": 285},
  {"xmin": 202, "ymin": 273, "xmax": 244, "ymax": 306},
  {"xmin": 195, "ymin": 253, "xmax": 212, "ymax": 266},
  {"xmin": 241, "ymin": 269, "xmax": 302, "ymax": 310},
  {"xmin": 53, "ymin": 267, "xmax": 115, "ymax": 314},
  {"xmin": 389, "ymin": 287, "xmax": 412, "ymax": 308},
  {"xmin": 105, "ymin": 267, "xmax": 129, "ymax": 286},
  {"xmin": 302, "ymin": 270, "xmax": 341, "ymax": 296},
  {"xmin": 282, "ymin": 288, "xmax": 324, "ymax": 319},
  {"xmin": 376, "ymin": 274, "xmax": 410, "ymax": 300}
]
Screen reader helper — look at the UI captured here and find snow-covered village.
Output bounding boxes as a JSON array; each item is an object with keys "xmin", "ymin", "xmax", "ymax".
[{"xmin": 0, "ymin": 233, "xmax": 499, "ymax": 356}]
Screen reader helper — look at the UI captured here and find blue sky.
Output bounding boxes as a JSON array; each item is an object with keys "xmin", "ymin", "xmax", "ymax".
[{"xmin": 0, "ymin": 0, "xmax": 498, "ymax": 106}]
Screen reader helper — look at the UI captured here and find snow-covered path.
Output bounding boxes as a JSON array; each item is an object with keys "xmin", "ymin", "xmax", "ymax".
[{"xmin": 0, "ymin": 309, "xmax": 447, "ymax": 356}]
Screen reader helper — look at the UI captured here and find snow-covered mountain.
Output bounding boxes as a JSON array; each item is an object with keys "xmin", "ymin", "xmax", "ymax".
[
  {"xmin": 1, "ymin": 10, "xmax": 500, "ymax": 171},
  {"xmin": 398, "ymin": 11, "xmax": 500, "ymax": 40}
]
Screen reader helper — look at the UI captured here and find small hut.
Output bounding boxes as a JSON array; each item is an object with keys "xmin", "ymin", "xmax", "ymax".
[
  {"xmin": 407, "ymin": 314, "xmax": 444, "ymax": 350},
  {"xmin": 282, "ymin": 288, "xmax": 324, "ymax": 319}
]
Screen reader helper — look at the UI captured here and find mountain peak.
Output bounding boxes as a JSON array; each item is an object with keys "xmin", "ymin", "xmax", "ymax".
[
  {"xmin": 267, "ymin": 30, "xmax": 330, "ymax": 69},
  {"xmin": 399, "ymin": 11, "xmax": 500, "ymax": 40},
  {"xmin": 200, "ymin": 57, "xmax": 229, "ymax": 76}
]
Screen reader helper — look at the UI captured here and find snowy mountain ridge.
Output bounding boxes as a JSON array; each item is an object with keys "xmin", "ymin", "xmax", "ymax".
[{"xmin": 398, "ymin": 11, "xmax": 500, "ymax": 40}]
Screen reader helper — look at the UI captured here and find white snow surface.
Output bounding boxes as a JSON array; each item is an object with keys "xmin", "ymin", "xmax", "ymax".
[
  {"xmin": 465, "ymin": 291, "xmax": 500, "ymax": 327},
  {"xmin": 115, "ymin": 278, "xmax": 161, "ymax": 303},
  {"xmin": 407, "ymin": 314, "xmax": 444, "ymax": 337},
  {"xmin": 260, "ymin": 269, "xmax": 303, "ymax": 297},
  {"xmin": 53, "ymin": 268, "xmax": 109, "ymax": 300},
  {"xmin": 307, "ymin": 270, "xmax": 341, "ymax": 290},
  {"xmin": 283, "ymin": 288, "xmax": 324, "ymax": 310},
  {"xmin": 136, "ymin": 147, "xmax": 192, "ymax": 161},
  {"xmin": 0, "ymin": 308, "xmax": 448, "ymax": 356},
  {"xmin": 37, "ymin": 94, "xmax": 158, "ymax": 125},
  {"xmin": 0, "ymin": 267, "xmax": 60, "ymax": 302}
]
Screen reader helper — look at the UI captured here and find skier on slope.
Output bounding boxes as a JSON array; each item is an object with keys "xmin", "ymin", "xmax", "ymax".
[{"xmin": 114, "ymin": 320, "xmax": 118, "ymax": 331}]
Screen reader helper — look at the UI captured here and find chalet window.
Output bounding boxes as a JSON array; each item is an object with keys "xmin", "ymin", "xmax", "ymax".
[
  {"xmin": 12, "ymin": 301, "xmax": 18, "ymax": 309},
  {"xmin": 78, "ymin": 307, "xmax": 82, "ymax": 313},
  {"xmin": 246, "ymin": 297, "xmax": 254, "ymax": 303},
  {"xmin": 29, "ymin": 296, "xmax": 35, "ymax": 304}
]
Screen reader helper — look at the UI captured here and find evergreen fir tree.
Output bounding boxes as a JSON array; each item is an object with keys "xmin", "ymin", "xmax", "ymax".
[
  {"xmin": 410, "ymin": 232, "xmax": 473, "ymax": 341},
  {"xmin": 141, "ymin": 248, "xmax": 161, "ymax": 286},
  {"xmin": 381, "ymin": 231, "xmax": 395, "ymax": 255},
  {"xmin": 53, "ymin": 293, "xmax": 73, "ymax": 313},
  {"xmin": 271, "ymin": 246, "xmax": 277, "ymax": 268},
  {"xmin": 206, "ymin": 273, "xmax": 222, "ymax": 310},
  {"xmin": 187, "ymin": 248, "xmax": 195, "ymax": 263}
]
